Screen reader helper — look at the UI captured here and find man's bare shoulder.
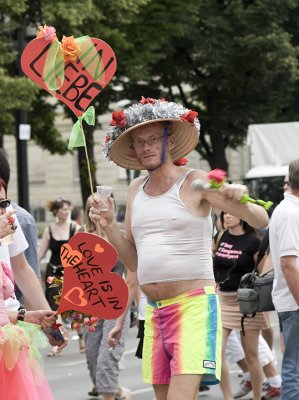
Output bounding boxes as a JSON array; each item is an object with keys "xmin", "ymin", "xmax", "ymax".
[
  {"xmin": 127, "ymin": 175, "xmax": 146, "ymax": 203},
  {"xmin": 185, "ymin": 169, "xmax": 208, "ymax": 183},
  {"xmin": 129, "ymin": 175, "xmax": 146, "ymax": 189}
]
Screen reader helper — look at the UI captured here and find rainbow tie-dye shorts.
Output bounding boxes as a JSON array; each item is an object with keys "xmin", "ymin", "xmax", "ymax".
[{"xmin": 142, "ymin": 286, "xmax": 222, "ymax": 385}]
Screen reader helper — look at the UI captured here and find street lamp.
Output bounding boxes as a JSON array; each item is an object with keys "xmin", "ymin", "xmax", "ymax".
[{"xmin": 15, "ymin": 25, "xmax": 35, "ymax": 212}]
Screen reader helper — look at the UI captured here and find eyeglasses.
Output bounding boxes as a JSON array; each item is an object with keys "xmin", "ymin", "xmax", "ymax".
[
  {"xmin": 0, "ymin": 199, "xmax": 11, "ymax": 209},
  {"xmin": 131, "ymin": 135, "xmax": 164, "ymax": 149}
]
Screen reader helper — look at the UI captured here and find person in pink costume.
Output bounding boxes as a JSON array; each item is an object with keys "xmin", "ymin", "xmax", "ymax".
[{"xmin": 0, "ymin": 261, "xmax": 55, "ymax": 400}]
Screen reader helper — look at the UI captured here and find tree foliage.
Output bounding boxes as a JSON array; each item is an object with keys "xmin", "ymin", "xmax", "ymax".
[
  {"xmin": 116, "ymin": 0, "xmax": 299, "ymax": 170},
  {"xmin": 1, "ymin": 0, "xmax": 299, "ymax": 203}
]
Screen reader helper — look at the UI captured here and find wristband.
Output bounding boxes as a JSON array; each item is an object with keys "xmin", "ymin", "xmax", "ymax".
[{"xmin": 17, "ymin": 308, "xmax": 26, "ymax": 321}]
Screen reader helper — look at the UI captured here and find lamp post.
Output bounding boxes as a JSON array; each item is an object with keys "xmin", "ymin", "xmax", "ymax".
[{"xmin": 15, "ymin": 26, "xmax": 30, "ymax": 211}]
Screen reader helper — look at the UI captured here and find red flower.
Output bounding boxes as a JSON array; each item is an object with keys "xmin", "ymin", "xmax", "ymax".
[
  {"xmin": 83, "ymin": 317, "xmax": 90, "ymax": 326},
  {"xmin": 110, "ymin": 110, "xmax": 126, "ymax": 127},
  {"xmin": 140, "ymin": 96, "xmax": 157, "ymax": 105},
  {"xmin": 73, "ymin": 322, "xmax": 81, "ymax": 330},
  {"xmin": 90, "ymin": 316, "xmax": 98, "ymax": 324},
  {"xmin": 52, "ymin": 323, "xmax": 62, "ymax": 330},
  {"xmin": 105, "ymin": 135, "xmax": 109, "ymax": 143},
  {"xmin": 47, "ymin": 276, "xmax": 54, "ymax": 284},
  {"xmin": 180, "ymin": 110, "xmax": 198, "ymax": 124},
  {"xmin": 208, "ymin": 169, "xmax": 227, "ymax": 184},
  {"xmin": 7, "ymin": 216, "xmax": 15, "ymax": 225},
  {"xmin": 139, "ymin": 96, "xmax": 167, "ymax": 105},
  {"xmin": 88, "ymin": 325, "xmax": 96, "ymax": 332},
  {"xmin": 174, "ymin": 157, "xmax": 189, "ymax": 166}
]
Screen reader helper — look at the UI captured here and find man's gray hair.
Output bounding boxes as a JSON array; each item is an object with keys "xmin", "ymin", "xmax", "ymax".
[{"xmin": 289, "ymin": 158, "xmax": 299, "ymax": 191}]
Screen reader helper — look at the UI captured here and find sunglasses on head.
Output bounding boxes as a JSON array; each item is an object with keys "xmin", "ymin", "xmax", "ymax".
[{"xmin": 0, "ymin": 199, "xmax": 11, "ymax": 209}]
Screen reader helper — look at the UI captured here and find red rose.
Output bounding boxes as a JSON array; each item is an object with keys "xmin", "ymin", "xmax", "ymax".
[
  {"xmin": 140, "ymin": 96, "xmax": 157, "ymax": 105},
  {"xmin": 110, "ymin": 110, "xmax": 126, "ymax": 127},
  {"xmin": 7, "ymin": 216, "xmax": 15, "ymax": 224},
  {"xmin": 208, "ymin": 169, "xmax": 227, "ymax": 184},
  {"xmin": 174, "ymin": 157, "xmax": 189, "ymax": 166},
  {"xmin": 180, "ymin": 110, "xmax": 198, "ymax": 124},
  {"xmin": 52, "ymin": 323, "xmax": 62, "ymax": 330}
]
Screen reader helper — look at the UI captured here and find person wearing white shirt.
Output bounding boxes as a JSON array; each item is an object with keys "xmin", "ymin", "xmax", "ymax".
[{"xmin": 269, "ymin": 159, "xmax": 299, "ymax": 400}]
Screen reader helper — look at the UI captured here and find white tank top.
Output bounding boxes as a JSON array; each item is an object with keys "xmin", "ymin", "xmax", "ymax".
[{"xmin": 131, "ymin": 169, "xmax": 214, "ymax": 285}]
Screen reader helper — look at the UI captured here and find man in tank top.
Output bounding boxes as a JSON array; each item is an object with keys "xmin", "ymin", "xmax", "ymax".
[{"xmin": 90, "ymin": 97, "xmax": 269, "ymax": 400}]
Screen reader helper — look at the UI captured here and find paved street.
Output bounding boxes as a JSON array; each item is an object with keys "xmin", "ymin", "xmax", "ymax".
[{"xmin": 44, "ymin": 315, "xmax": 282, "ymax": 400}]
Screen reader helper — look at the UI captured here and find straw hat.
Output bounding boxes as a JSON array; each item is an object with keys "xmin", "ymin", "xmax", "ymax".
[{"xmin": 102, "ymin": 97, "xmax": 200, "ymax": 170}]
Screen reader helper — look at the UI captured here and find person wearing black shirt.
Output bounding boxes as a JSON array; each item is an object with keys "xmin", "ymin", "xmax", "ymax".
[{"xmin": 213, "ymin": 212, "xmax": 269, "ymax": 400}]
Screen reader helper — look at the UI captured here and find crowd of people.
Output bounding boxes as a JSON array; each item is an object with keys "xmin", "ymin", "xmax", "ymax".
[{"xmin": 0, "ymin": 97, "xmax": 298, "ymax": 400}]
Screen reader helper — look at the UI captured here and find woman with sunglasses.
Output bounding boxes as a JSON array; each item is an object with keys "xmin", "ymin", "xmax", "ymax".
[{"xmin": 0, "ymin": 198, "xmax": 16, "ymax": 240}]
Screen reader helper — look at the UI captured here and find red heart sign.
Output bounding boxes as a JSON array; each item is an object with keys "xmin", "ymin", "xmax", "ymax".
[
  {"xmin": 21, "ymin": 37, "xmax": 116, "ymax": 117},
  {"xmin": 60, "ymin": 243, "xmax": 82, "ymax": 268},
  {"xmin": 64, "ymin": 287, "xmax": 88, "ymax": 307},
  {"xmin": 58, "ymin": 232, "xmax": 129, "ymax": 320}
]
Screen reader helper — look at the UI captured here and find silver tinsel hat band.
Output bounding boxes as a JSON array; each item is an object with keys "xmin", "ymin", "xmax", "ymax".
[{"xmin": 102, "ymin": 97, "xmax": 200, "ymax": 170}]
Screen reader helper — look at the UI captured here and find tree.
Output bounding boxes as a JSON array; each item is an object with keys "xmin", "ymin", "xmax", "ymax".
[
  {"xmin": 1, "ymin": 0, "xmax": 299, "ymax": 206},
  {"xmin": 0, "ymin": 0, "xmax": 149, "ymax": 204},
  {"xmin": 0, "ymin": 0, "xmax": 37, "ymax": 143},
  {"xmin": 115, "ymin": 0, "xmax": 299, "ymax": 172}
]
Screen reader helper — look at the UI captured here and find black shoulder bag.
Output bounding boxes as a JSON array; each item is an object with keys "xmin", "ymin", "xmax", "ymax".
[{"xmin": 237, "ymin": 229, "xmax": 275, "ymax": 335}]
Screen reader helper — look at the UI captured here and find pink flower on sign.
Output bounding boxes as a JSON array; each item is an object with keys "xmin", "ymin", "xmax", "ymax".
[
  {"xmin": 44, "ymin": 26, "xmax": 57, "ymax": 41},
  {"xmin": 47, "ymin": 276, "xmax": 54, "ymax": 284},
  {"xmin": 110, "ymin": 110, "xmax": 126, "ymax": 127},
  {"xmin": 88, "ymin": 325, "xmax": 96, "ymax": 332},
  {"xmin": 208, "ymin": 169, "xmax": 227, "ymax": 184},
  {"xmin": 180, "ymin": 110, "xmax": 198, "ymax": 124},
  {"xmin": 36, "ymin": 25, "xmax": 57, "ymax": 41}
]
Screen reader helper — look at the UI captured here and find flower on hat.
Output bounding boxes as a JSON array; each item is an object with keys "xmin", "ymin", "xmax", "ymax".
[
  {"xmin": 110, "ymin": 110, "xmax": 127, "ymax": 127},
  {"xmin": 60, "ymin": 35, "xmax": 80, "ymax": 62},
  {"xmin": 140, "ymin": 96, "xmax": 158, "ymax": 105},
  {"xmin": 181, "ymin": 110, "xmax": 198, "ymax": 124},
  {"xmin": 102, "ymin": 96, "xmax": 200, "ymax": 169},
  {"xmin": 36, "ymin": 25, "xmax": 57, "ymax": 41},
  {"xmin": 174, "ymin": 157, "xmax": 189, "ymax": 166}
]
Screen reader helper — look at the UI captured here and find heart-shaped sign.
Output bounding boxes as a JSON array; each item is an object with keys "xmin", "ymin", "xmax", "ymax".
[
  {"xmin": 60, "ymin": 243, "xmax": 82, "ymax": 268},
  {"xmin": 58, "ymin": 232, "xmax": 129, "ymax": 320},
  {"xmin": 95, "ymin": 243, "xmax": 105, "ymax": 253},
  {"xmin": 64, "ymin": 287, "xmax": 88, "ymax": 307},
  {"xmin": 21, "ymin": 36, "xmax": 116, "ymax": 117}
]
